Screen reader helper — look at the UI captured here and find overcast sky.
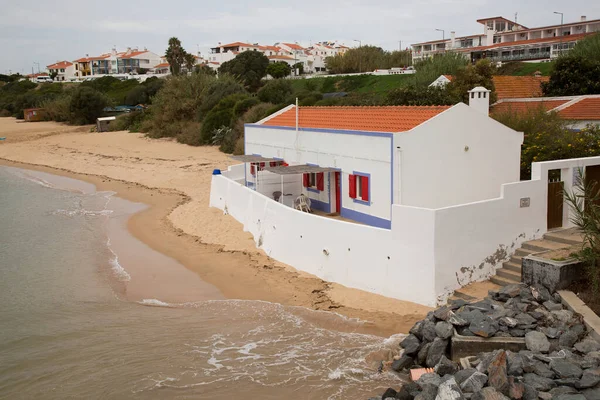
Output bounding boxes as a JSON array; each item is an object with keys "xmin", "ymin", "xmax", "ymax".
[{"xmin": 1, "ymin": 0, "xmax": 598, "ymax": 74}]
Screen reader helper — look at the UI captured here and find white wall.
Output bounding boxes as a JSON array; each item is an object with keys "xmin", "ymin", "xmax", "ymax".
[
  {"xmin": 245, "ymin": 125, "xmax": 393, "ymax": 227},
  {"xmin": 256, "ymin": 170, "xmax": 302, "ymax": 208},
  {"xmin": 394, "ymin": 103, "xmax": 523, "ymax": 209},
  {"xmin": 433, "ymin": 180, "xmax": 546, "ymax": 302},
  {"xmin": 210, "ymin": 174, "xmax": 437, "ymax": 306}
]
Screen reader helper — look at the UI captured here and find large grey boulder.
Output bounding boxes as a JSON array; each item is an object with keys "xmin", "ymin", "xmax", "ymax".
[
  {"xmin": 579, "ymin": 368, "xmax": 600, "ymax": 389},
  {"xmin": 575, "ymin": 337, "xmax": 600, "ymax": 354},
  {"xmin": 401, "ymin": 334, "xmax": 421, "ymax": 355},
  {"xmin": 426, "ymin": 338, "xmax": 449, "ymax": 367},
  {"xmin": 436, "ymin": 321, "xmax": 454, "ymax": 339},
  {"xmin": 460, "ymin": 371, "xmax": 488, "ymax": 393},
  {"xmin": 525, "ymin": 331, "xmax": 550, "ymax": 353},
  {"xmin": 471, "ymin": 387, "xmax": 509, "ymax": 400},
  {"xmin": 523, "ymin": 373, "xmax": 557, "ymax": 392},
  {"xmin": 435, "ymin": 376, "xmax": 464, "ymax": 400},
  {"xmin": 550, "ymin": 359, "xmax": 583, "ymax": 379}
]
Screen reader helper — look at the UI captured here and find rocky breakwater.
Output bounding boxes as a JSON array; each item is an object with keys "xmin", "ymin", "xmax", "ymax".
[{"xmin": 372, "ymin": 284, "xmax": 600, "ymax": 400}]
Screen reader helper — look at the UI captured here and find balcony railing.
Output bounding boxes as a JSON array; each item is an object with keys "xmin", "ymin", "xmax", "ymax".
[{"xmin": 488, "ymin": 51, "xmax": 551, "ymax": 62}]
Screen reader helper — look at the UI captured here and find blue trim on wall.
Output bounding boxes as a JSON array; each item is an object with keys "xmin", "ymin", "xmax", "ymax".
[
  {"xmin": 312, "ymin": 198, "xmax": 331, "ymax": 213},
  {"xmin": 307, "ymin": 187, "xmax": 320, "ymax": 194},
  {"xmin": 245, "ymin": 124, "xmax": 394, "ymax": 138},
  {"xmin": 352, "ymin": 171, "xmax": 371, "ymax": 206},
  {"xmin": 341, "ymin": 208, "xmax": 391, "ymax": 229}
]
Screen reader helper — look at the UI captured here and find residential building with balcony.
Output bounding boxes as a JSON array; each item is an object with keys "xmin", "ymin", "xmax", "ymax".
[
  {"xmin": 46, "ymin": 61, "xmax": 75, "ymax": 81},
  {"xmin": 412, "ymin": 15, "xmax": 599, "ymax": 63},
  {"xmin": 73, "ymin": 48, "xmax": 162, "ymax": 78}
]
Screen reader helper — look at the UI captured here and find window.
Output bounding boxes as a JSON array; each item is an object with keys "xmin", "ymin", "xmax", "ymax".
[
  {"xmin": 348, "ymin": 173, "xmax": 369, "ymax": 203},
  {"xmin": 303, "ymin": 172, "xmax": 324, "ymax": 191}
]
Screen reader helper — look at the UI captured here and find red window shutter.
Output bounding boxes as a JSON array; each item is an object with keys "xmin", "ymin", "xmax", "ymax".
[
  {"xmin": 303, "ymin": 173, "xmax": 309, "ymax": 187},
  {"xmin": 270, "ymin": 161, "xmax": 277, "ymax": 167},
  {"xmin": 348, "ymin": 174, "xmax": 356, "ymax": 199},
  {"xmin": 316, "ymin": 172, "xmax": 324, "ymax": 191},
  {"xmin": 361, "ymin": 176, "xmax": 369, "ymax": 201},
  {"xmin": 282, "ymin": 162, "xmax": 289, "ymax": 167},
  {"xmin": 259, "ymin": 162, "xmax": 265, "ymax": 169},
  {"xmin": 250, "ymin": 164, "xmax": 255, "ymax": 175}
]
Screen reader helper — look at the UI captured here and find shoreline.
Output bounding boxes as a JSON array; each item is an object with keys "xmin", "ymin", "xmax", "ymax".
[{"xmin": 0, "ymin": 119, "xmax": 432, "ymax": 336}]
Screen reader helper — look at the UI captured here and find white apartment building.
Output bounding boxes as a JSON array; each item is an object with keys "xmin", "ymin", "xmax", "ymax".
[
  {"xmin": 412, "ymin": 15, "xmax": 599, "ymax": 63},
  {"xmin": 46, "ymin": 61, "xmax": 76, "ymax": 81}
]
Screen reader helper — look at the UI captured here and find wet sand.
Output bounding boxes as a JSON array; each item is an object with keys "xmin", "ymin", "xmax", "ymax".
[{"xmin": 0, "ymin": 118, "xmax": 431, "ymax": 336}]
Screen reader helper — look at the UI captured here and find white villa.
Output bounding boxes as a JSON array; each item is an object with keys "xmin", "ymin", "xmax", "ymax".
[
  {"xmin": 412, "ymin": 15, "xmax": 599, "ymax": 63},
  {"xmin": 211, "ymin": 88, "xmax": 600, "ymax": 307},
  {"xmin": 46, "ymin": 61, "xmax": 76, "ymax": 81}
]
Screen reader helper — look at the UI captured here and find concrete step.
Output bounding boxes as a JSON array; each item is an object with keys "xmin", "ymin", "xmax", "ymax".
[
  {"xmin": 521, "ymin": 239, "xmax": 570, "ymax": 253},
  {"xmin": 515, "ymin": 248, "xmax": 536, "ymax": 257},
  {"xmin": 490, "ymin": 275, "xmax": 518, "ymax": 287},
  {"xmin": 503, "ymin": 260, "xmax": 522, "ymax": 273},
  {"xmin": 496, "ymin": 268, "xmax": 521, "ymax": 282},
  {"xmin": 510, "ymin": 254, "xmax": 523, "ymax": 265},
  {"xmin": 451, "ymin": 290, "xmax": 477, "ymax": 302},
  {"xmin": 544, "ymin": 228, "xmax": 584, "ymax": 246}
]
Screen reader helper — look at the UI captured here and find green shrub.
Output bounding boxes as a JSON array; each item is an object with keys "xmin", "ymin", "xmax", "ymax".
[
  {"xmin": 257, "ymin": 79, "xmax": 293, "ymax": 104},
  {"xmin": 108, "ymin": 111, "xmax": 147, "ymax": 132},
  {"xmin": 0, "ymin": 109, "xmax": 11, "ymax": 117},
  {"xmin": 233, "ymin": 97, "xmax": 260, "ymax": 116},
  {"xmin": 198, "ymin": 75, "xmax": 246, "ymax": 119},
  {"xmin": 175, "ymin": 122, "xmax": 203, "ymax": 145},
  {"xmin": 303, "ymin": 79, "xmax": 318, "ymax": 91},
  {"xmin": 243, "ymin": 103, "xmax": 274, "ymax": 123},
  {"xmin": 41, "ymin": 95, "xmax": 72, "ymax": 122},
  {"xmin": 68, "ymin": 87, "xmax": 109, "ymax": 125},
  {"xmin": 386, "ymin": 86, "xmax": 458, "ymax": 106}
]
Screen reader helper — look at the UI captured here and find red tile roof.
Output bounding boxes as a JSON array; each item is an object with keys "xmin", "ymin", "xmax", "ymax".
[
  {"xmin": 268, "ymin": 55, "xmax": 294, "ymax": 60},
  {"xmin": 153, "ymin": 63, "xmax": 170, "ymax": 68},
  {"xmin": 491, "ymin": 100, "xmax": 569, "ymax": 116},
  {"xmin": 74, "ymin": 55, "xmax": 109, "ymax": 62},
  {"xmin": 443, "ymin": 75, "xmax": 453, "ymax": 81},
  {"xmin": 47, "ymin": 61, "xmax": 73, "ymax": 69},
  {"xmin": 559, "ymin": 98, "xmax": 600, "ymax": 120},
  {"xmin": 283, "ymin": 42, "xmax": 304, "ymax": 50},
  {"xmin": 262, "ymin": 106, "xmax": 452, "ymax": 132},
  {"xmin": 259, "ymin": 45, "xmax": 282, "ymax": 52},
  {"xmin": 493, "ymin": 76, "xmax": 549, "ymax": 100},
  {"xmin": 119, "ymin": 51, "xmax": 148, "ymax": 59},
  {"xmin": 220, "ymin": 42, "xmax": 256, "ymax": 48}
]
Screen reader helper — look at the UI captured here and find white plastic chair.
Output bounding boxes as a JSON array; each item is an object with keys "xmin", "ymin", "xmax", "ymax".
[{"xmin": 295, "ymin": 194, "xmax": 311, "ymax": 213}]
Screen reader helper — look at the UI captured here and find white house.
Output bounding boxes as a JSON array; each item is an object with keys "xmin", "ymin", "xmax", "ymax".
[
  {"xmin": 211, "ymin": 86, "xmax": 600, "ymax": 306},
  {"xmin": 46, "ymin": 61, "xmax": 75, "ymax": 81}
]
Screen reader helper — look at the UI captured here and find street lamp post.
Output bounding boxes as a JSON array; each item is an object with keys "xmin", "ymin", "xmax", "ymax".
[
  {"xmin": 435, "ymin": 29, "xmax": 445, "ymax": 40},
  {"xmin": 353, "ymin": 39, "xmax": 362, "ymax": 73},
  {"xmin": 33, "ymin": 62, "xmax": 40, "ymax": 74},
  {"xmin": 554, "ymin": 12, "xmax": 564, "ymax": 55}
]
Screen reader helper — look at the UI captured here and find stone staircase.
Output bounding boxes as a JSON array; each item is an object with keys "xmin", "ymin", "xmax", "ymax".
[{"xmin": 451, "ymin": 228, "xmax": 583, "ymax": 302}]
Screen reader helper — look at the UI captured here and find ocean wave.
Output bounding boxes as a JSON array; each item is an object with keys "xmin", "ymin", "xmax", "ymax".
[
  {"xmin": 51, "ymin": 209, "xmax": 114, "ymax": 217},
  {"xmin": 138, "ymin": 299, "xmax": 174, "ymax": 307},
  {"xmin": 106, "ymin": 238, "xmax": 131, "ymax": 282}
]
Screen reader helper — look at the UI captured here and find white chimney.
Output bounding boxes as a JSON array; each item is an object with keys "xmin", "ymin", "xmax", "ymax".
[
  {"xmin": 468, "ymin": 86, "xmax": 491, "ymax": 115},
  {"xmin": 486, "ymin": 27, "xmax": 494, "ymax": 46},
  {"xmin": 581, "ymin": 16, "xmax": 587, "ymax": 22},
  {"xmin": 450, "ymin": 31, "xmax": 456, "ymax": 49}
]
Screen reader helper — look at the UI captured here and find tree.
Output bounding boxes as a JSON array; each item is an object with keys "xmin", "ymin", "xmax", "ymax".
[
  {"xmin": 293, "ymin": 62, "xmax": 304, "ymax": 75},
  {"xmin": 413, "ymin": 52, "xmax": 468, "ymax": 88},
  {"xmin": 195, "ymin": 64, "xmax": 216, "ymax": 76},
  {"xmin": 568, "ymin": 32, "xmax": 600, "ymax": 63},
  {"xmin": 543, "ymin": 55, "xmax": 600, "ymax": 96},
  {"xmin": 49, "ymin": 71, "xmax": 58, "ymax": 81},
  {"xmin": 68, "ymin": 87, "xmax": 108, "ymax": 125},
  {"xmin": 325, "ymin": 46, "xmax": 412, "ymax": 74},
  {"xmin": 258, "ymin": 79, "xmax": 293, "ymax": 104},
  {"xmin": 386, "ymin": 86, "xmax": 459, "ymax": 106},
  {"xmin": 447, "ymin": 59, "xmax": 497, "ymax": 103},
  {"xmin": 266, "ymin": 62, "xmax": 291, "ymax": 79},
  {"xmin": 165, "ymin": 37, "xmax": 188, "ymax": 76},
  {"xmin": 184, "ymin": 53, "xmax": 196, "ymax": 73},
  {"xmin": 218, "ymin": 51, "xmax": 269, "ymax": 91}
]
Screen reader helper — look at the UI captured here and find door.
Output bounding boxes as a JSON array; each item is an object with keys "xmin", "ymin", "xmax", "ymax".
[
  {"xmin": 334, "ymin": 171, "xmax": 341, "ymax": 214},
  {"xmin": 547, "ymin": 179, "xmax": 564, "ymax": 230},
  {"xmin": 586, "ymin": 165, "xmax": 600, "ymax": 208}
]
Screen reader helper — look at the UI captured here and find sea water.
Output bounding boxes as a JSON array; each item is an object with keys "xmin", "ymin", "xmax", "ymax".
[{"xmin": 0, "ymin": 166, "xmax": 405, "ymax": 399}]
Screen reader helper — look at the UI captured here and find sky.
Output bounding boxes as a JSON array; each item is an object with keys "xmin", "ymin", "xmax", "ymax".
[{"xmin": 1, "ymin": 0, "xmax": 599, "ymax": 74}]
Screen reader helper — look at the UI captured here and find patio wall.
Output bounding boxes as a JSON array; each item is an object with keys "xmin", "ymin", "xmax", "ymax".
[
  {"xmin": 210, "ymin": 171, "xmax": 438, "ymax": 306},
  {"xmin": 211, "ymin": 158, "xmax": 600, "ymax": 306}
]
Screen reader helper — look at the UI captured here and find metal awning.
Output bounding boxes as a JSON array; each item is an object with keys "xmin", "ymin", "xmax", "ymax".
[
  {"xmin": 263, "ymin": 165, "xmax": 339, "ymax": 175},
  {"xmin": 231, "ymin": 155, "xmax": 279, "ymax": 162}
]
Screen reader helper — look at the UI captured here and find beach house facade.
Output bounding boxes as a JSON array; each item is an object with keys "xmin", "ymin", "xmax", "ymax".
[
  {"xmin": 211, "ymin": 87, "xmax": 600, "ymax": 307},
  {"xmin": 46, "ymin": 61, "xmax": 75, "ymax": 81}
]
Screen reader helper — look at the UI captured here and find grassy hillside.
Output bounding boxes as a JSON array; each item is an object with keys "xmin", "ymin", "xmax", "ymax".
[
  {"xmin": 496, "ymin": 61, "xmax": 554, "ymax": 76},
  {"xmin": 291, "ymin": 74, "xmax": 414, "ymax": 95}
]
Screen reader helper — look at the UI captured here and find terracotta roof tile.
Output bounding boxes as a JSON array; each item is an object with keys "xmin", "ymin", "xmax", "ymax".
[
  {"xmin": 559, "ymin": 98, "xmax": 600, "ymax": 120},
  {"xmin": 283, "ymin": 42, "xmax": 304, "ymax": 50},
  {"xmin": 153, "ymin": 63, "xmax": 170, "ymax": 68},
  {"xmin": 119, "ymin": 50, "xmax": 148, "ymax": 59},
  {"xmin": 47, "ymin": 61, "xmax": 73, "ymax": 69},
  {"xmin": 220, "ymin": 42, "xmax": 256, "ymax": 48},
  {"xmin": 491, "ymin": 99, "xmax": 569, "ymax": 116},
  {"xmin": 262, "ymin": 106, "xmax": 452, "ymax": 133},
  {"xmin": 493, "ymin": 76, "xmax": 549, "ymax": 100}
]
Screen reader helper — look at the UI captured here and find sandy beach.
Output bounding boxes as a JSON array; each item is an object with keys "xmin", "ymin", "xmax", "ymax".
[{"xmin": 0, "ymin": 117, "xmax": 432, "ymax": 336}]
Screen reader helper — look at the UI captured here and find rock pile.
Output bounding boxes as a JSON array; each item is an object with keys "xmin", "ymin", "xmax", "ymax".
[{"xmin": 372, "ymin": 284, "xmax": 600, "ymax": 400}]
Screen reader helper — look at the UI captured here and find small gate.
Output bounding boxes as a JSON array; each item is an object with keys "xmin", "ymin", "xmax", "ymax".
[{"xmin": 547, "ymin": 176, "xmax": 564, "ymax": 230}]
